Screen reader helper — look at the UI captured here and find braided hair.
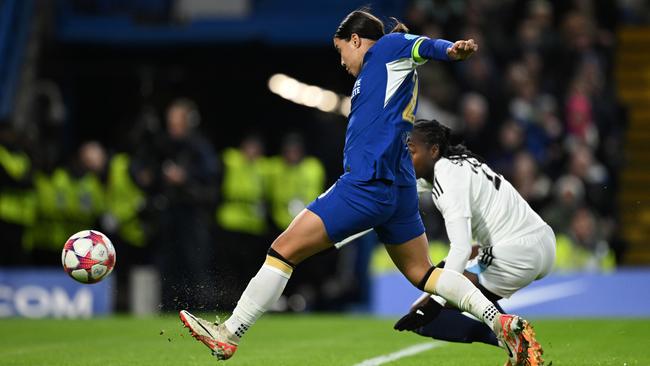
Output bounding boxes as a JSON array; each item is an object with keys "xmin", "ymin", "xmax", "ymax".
[{"xmin": 412, "ymin": 119, "xmax": 485, "ymax": 163}]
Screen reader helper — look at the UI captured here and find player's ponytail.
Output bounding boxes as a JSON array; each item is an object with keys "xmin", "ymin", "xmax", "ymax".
[
  {"xmin": 412, "ymin": 119, "xmax": 485, "ymax": 163},
  {"xmin": 388, "ymin": 17, "xmax": 409, "ymax": 33},
  {"xmin": 335, "ymin": 9, "xmax": 410, "ymax": 41}
]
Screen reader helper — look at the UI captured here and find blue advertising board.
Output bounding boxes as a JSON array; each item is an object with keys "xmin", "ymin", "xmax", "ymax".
[
  {"xmin": 0, "ymin": 268, "xmax": 114, "ymax": 318},
  {"xmin": 371, "ymin": 269, "xmax": 650, "ymax": 318}
]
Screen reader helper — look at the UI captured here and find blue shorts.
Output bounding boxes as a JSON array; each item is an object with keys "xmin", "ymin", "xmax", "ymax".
[{"xmin": 307, "ymin": 178, "xmax": 425, "ymax": 245}]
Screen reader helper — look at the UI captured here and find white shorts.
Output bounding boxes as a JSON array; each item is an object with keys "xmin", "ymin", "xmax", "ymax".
[{"xmin": 465, "ymin": 225, "xmax": 556, "ymax": 299}]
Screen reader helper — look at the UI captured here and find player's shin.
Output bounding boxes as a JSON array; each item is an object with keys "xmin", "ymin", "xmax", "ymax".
[
  {"xmin": 418, "ymin": 267, "xmax": 501, "ymax": 332},
  {"xmin": 224, "ymin": 249, "xmax": 294, "ymax": 338}
]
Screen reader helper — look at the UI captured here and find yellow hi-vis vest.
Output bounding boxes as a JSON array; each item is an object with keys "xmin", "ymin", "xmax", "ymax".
[
  {"xmin": 24, "ymin": 169, "xmax": 75, "ymax": 250},
  {"xmin": 106, "ymin": 153, "xmax": 146, "ymax": 246},
  {"xmin": 554, "ymin": 234, "xmax": 615, "ymax": 272},
  {"xmin": 266, "ymin": 156, "xmax": 325, "ymax": 229},
  {"xmin": 24, "ymin": 169, "xmax": 105, "ymax": 251},
  {"xmin": 0, "ymin": 145, "xmax": 35, "ymax": 226},
  {"xmin": 216, "ymin": 148, "xmax": 268, "ymax": 235},
  {"xmin": 68, "ymin": 172, "xmax": 106, "ymax": 237}
]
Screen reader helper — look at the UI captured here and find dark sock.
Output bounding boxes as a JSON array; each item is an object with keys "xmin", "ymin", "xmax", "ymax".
[{"xmin": 415, "ymin": 308, "xmax": 499, "ymax": 347}]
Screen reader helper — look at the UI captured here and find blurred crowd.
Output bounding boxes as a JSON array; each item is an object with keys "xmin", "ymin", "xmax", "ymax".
[
  {"xmin": 0, "ymin": 0, "xmax": 640, "ymax": 312},
  {"xmin": 0, "ymin": 99, "xmax": 326, "ymax": 311},
  {"xmin": 405, "ymin": 0, "xmax": 628, "ymax": 271}
]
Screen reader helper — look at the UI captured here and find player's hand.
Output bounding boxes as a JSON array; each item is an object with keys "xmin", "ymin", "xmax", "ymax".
[
  {"xmin": 446, "ymin": 39, "xmax": 478, "ymax": 61},
  {"xmin": 163, "ymin": 161, "xmax": 187, "ymax": 185},
  {"xmin": 393, "ymin": 296, "xmax": 442, "ymax": 331}
]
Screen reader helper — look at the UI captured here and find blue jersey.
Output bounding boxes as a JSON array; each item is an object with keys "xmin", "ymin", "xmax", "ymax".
[{"xmin": 342, "ymin": 33, "xmax": 430, "ymax": 186}]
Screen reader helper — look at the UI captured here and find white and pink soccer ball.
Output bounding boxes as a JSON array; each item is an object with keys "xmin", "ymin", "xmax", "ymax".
[{"xmin": 61, "ymin": 230, "xmax": 116, "ymax": 284}]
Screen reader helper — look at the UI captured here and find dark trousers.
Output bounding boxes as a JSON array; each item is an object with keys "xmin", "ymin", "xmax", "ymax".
[
  {"xmin": 214, "ymin": 229, "xmax": 268, "ymax": 310},
  {"xmin": 0, "ymin": 221, "xmax": 29, "ymax": 266},
  {"xmin": 156, "ymin": 205, "xmax": 216, "ymax": 311}
]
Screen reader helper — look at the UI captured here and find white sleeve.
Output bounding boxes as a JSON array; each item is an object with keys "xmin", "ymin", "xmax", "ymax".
[
  {"xmin": 443, "ymin": 217, "xmax": 473, "ymax": 274},
  {"xmin": 432, "ymin": 161, "xmax": 472, "ymax": 220},
  {"xmin": 433, "ymin": 161, "xmax": 473, "ymax": 274}
]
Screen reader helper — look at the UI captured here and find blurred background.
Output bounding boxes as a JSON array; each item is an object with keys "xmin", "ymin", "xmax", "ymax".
[{"xmin": 1, "ymin": 0, "xmax": 649, "ymax": 319}]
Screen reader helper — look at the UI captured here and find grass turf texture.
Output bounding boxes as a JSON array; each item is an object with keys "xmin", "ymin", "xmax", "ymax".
[{"xmin": 1, "ymin": 315, "xmax": 648, "ymax": 366}]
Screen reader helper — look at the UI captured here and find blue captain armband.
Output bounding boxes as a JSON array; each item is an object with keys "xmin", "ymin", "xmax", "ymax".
[{"xmin": 412, "ymin": 38, "xmax": 454, "ymax": 63}]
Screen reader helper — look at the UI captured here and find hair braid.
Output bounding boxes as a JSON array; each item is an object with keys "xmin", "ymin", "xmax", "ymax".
[{"xmin": 412, "ymin": 119, "xmax": 485, "ymax": 163}]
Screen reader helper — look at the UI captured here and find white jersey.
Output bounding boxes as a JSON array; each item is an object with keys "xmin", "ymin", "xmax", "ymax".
[{"xmin": 418, "ymin": 157, "xmax": 547, "ymax": 247}]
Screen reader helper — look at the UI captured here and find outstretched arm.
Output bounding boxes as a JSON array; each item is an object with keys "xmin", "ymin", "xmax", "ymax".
[{"xmin": 413, "ymin": 38, "xmax": 478, "ymax": 62}]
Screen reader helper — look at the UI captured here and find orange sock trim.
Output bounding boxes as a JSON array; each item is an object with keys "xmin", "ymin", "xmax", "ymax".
[{"xmin": 264, "ymin": 255, "xmax": 293, "ymax": 276}]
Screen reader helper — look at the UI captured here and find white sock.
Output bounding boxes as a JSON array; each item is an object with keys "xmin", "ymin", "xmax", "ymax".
[
  {"xmin": 224, "ymin": 256, "xmax": 292, "ymax": 338},
  {"xmin": 424, "ymin": 268, "xmax": 500, "ymax": 331}
]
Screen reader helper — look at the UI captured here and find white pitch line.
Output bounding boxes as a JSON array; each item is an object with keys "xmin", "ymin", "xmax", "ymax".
[{"xmin": 352, "ymin": 342, "xmax": 444, "ymax": 366}]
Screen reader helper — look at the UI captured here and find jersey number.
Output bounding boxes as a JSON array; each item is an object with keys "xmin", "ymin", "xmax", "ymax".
[
  {"xmin": 467, "ymin": 158, "xmax": 501, "ymax": 191},
  {"xmin": 482, "ymin": 170, "xmax": 502, "ymax": 190},
  {"xmin": 402, "ymin": 74, "xmax": 418, "ymax": 123}
]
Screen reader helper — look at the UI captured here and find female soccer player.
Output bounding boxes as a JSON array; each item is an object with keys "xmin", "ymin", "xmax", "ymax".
[
  {"xmin": 395, "ymin": 118, "xmax": 551, "ymax": 365},
  {"xmin": 180, "ymin": 10, "xmax": 539, "ymax": 366}
]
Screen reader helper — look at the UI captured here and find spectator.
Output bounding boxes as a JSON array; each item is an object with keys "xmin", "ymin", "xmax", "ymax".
[
  {"xmin": 489, "ymin": 120, "xmax": 524, "ymax": 179},
  {"xmin": 511, "ymin": 151, "xmax": 551, "ymax": 210},
  {"xmin": 132, "ymin": 98, "xmax": 218, "ymax": 311},
  {"xmin": 215, "ymin": 134, "xmax": 269, "ymax": 309},
  {"xmin": 568, "ymin": 143, "xmax": 610, "ymax": 214},
  {"xmin": 555, "ymin": 207, "xmax": 615, "ymax": 272},
  {"xmin": 0, "ymin": 126, "xmax": 34, "ymax": 266},
  {"xmin": 565, "ymin": 77, "xmax": 598, "ymax": 149},
  {"xmin": 104, "ymin": 150, "xmax": 149, "ymax": 311},
  {"xmin": 25, "ymin": 158, "xmax": 75, "ymax": 261},
  {"xmin": 542, "ymin": 174, "xmax": 585, "ymax": 234},
  {"xmin": 456, "ymin": 92, "xmax": 491, "ymax": 158},
  {"xmin": 266, "ymin": 133, "xmax": 325, "ymax": 231},
  {"xmin": 266, "ymin": 133, "xmax": 329, "ymax": 311},
  {"xmin": 68, "ymin": 141, "xmax": 108, "ymax": 235}
]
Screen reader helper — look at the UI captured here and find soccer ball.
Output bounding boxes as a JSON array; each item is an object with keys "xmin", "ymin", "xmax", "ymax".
[{"xmin": 61, "ymin": 230, "xmax": 116, "ymax": 284}]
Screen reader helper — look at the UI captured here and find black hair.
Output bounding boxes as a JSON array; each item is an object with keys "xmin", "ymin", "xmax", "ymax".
[
  {"xmin": 412, "ymin": 119, "xmax": 485, "ymax": 162},
  {"xmin": 334, "ymin": 8, "xmax": 409, "ymax": 41}
]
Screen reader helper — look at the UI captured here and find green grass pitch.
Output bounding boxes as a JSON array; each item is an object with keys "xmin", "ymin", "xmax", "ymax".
[{"xmin": 1, "ymin": 315, "xmax": 648, "ymax": 365}]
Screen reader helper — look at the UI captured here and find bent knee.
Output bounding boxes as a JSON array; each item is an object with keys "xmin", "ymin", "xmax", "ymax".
[
  {"xmin": 404, "ymin": 266, "xmax": 433, "ymax": 287},
  {"xmin": 269, "ymin": 232, "xmax": 299, "ymax": 262},
  {"xmin": 270, "ymin": 230, "xmax": 330, "ymax": 265}
]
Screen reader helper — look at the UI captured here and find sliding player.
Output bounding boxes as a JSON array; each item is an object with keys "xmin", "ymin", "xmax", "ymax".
[{"xmin": 397, "ymin": 118, "xmax": 554, "ymax": 365}]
